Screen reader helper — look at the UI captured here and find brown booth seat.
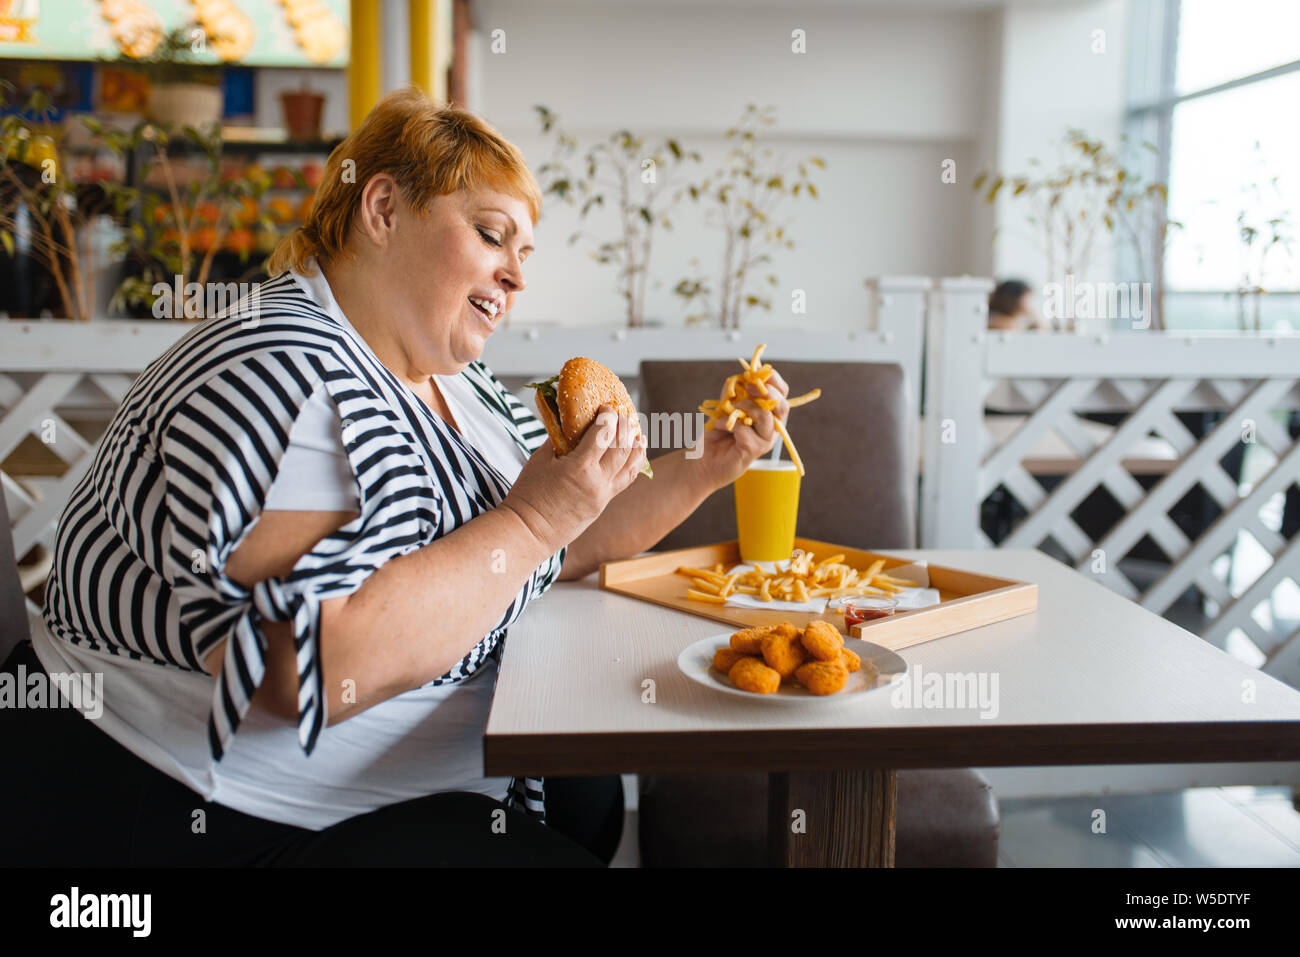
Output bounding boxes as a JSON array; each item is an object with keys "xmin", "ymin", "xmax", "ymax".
[{"xmin": 634, "ymin": 359, "xmax": 1000, "ymax": 867}]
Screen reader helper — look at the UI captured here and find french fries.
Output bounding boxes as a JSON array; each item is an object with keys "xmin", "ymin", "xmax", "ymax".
[
  {"xmin": 675, "ymin": 548, "xmax": 917, "ymax": 605},
  {"xmin": 697, "ymin": 343, "xmax": 821, "ymax": 476},
  {"xmin": 787, "ymin": 390, "xmax": 821, "ymax": 408}
]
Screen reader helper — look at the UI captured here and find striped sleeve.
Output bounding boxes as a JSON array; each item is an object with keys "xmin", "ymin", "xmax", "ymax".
[
  {"xmin": 158, "ymin": 348, "xmax": 444, "ymax": 760},
  {"xmin": 468, "ymin": 361, "xmax": 550, "ymax": 452}
]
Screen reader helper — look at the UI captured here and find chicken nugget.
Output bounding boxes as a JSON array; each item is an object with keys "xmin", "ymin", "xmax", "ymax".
[
  {"xmin": 729, "ymin": 626, "xmax": 773, "ymax": 654},
  {"xmin": 801, "ymin": 619, "xmax": 845, "ymax": 661},
  {"xmin": 729, "ymin": 656, "xmax": 781, "ymax": 694},
  {"xmin": 760, "ymin": 631, "xmax": 808, "ymax": 680},
  {"xmin": 772, "ymin": 622, "xmax": 800, "ymax": 640},
  {"xmin": 795, "ymin": 658, "xmax": 849, "ymax": 695},
  {"xmin": 713, "ymin": 647, "xmax": 754, "ymax": 673},
  {"xmin": 840, "ymin": 646, "xmax": 862, "ymax": 673}
]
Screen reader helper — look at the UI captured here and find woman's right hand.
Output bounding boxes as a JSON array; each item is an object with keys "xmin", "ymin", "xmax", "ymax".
[{"xmin": 503, "ymin": 404, "xmax": 647, "ymax": 551}]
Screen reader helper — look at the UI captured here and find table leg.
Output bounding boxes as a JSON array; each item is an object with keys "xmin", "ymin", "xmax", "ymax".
[{"xmin": 767, "ymin": 769, "xmax": 897, "ymax": 867}]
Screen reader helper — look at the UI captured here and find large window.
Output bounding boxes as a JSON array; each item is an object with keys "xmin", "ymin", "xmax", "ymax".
[{"xmin": 1127, "ymin": 0, "xmax": 1300, "ymax": 330}]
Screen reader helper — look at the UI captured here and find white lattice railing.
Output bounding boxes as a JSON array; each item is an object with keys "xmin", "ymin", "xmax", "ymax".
[{"xmin": 921, "ymin": 278, "xmax": 1300, "ymax": 693}]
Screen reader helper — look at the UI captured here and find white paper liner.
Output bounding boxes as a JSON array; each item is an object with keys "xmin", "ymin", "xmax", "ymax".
[{"xmin": 720, "ymin": 558, "xmax": 942, "ymax": 615}]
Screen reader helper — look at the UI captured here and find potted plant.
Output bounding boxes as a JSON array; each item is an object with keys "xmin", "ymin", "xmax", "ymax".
[
  {"xmin": 281, "ymin": 84, "xmax": 327, "ymax": 141},
  {"xmin": 1232, "ymin": 141, "xmax": 1294, "ymax": 332},
  {"xmin": 672, "ymin": 104, "xmax": 825, "ymax": 330},
  {"xmin": 0, "ymin": 86, "xmax": 110, "ymax": 321},
  {"xmin": 533, "ymin": 105, "xmax": 700, "ymax": 328},
  {"xmin": 116, "ymin": 23, "xmax": 225, "ymax": 130},
  {"xmin": 98, "ymin": 121, "xmax": 274, "ymax": 318},
  {"xmin": 974, "ymin": 129, "xmax": 1180, "ymax": 330}
]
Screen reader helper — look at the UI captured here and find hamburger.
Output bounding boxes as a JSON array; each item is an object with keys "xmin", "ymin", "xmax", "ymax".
[{"xmin": 526, "ymin": 357, "xmax": 654, "ymax": 478}]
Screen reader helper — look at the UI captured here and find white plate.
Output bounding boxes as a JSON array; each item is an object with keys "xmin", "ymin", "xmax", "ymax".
[{"xmin": 677, "ymin": 631, "xmax": 908, "ymax": 703}]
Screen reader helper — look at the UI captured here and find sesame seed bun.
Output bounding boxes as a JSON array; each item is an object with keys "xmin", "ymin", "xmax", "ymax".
[
  {"xmin": 556, "ymin": 357, "xmax": 637, "ymax": 445},
  {"xmin": 531, "ymin": 357, "xmax": 653, "ymax": 477}
]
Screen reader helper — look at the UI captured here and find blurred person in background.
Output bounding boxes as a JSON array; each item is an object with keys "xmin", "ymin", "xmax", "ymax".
[{"xmin": 987, "ymin": 279, "xmax": 1047, "ymax": 331}]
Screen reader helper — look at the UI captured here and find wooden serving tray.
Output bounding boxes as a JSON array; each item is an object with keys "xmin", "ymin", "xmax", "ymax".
[{"xmin": 598, "ymin": 537, "xmax": 1038, "ymax": 652}]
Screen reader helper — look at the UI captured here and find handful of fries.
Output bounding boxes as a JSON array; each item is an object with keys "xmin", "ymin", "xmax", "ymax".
[
  {"xmin": 676, "ymin": 547, "xmax": 917, "ymax": 605},
  {"xmin": 699, "ymin": 343, "xmax": 821, "ymax": 476}
]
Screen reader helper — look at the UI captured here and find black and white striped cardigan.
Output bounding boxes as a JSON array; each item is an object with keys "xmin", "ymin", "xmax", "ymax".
[{"xmin": 42, "ymin": 270, "xmax": 562, "ymax": 822}]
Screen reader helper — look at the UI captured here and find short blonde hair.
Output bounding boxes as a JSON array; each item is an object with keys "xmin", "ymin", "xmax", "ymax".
[{"xmin": 268, "ymin": 88, "xmax": 542, "ymax": 276}]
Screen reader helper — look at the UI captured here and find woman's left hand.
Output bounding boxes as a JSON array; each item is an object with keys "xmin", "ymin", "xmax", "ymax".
[{"xmin": 693, "ymin": 369, "xmax": 791, "ymax": 491}]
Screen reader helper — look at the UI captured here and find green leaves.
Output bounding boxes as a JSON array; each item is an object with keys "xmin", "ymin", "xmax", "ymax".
[
  {"xmin": 27, "ymin": 88, "xmax": 50, "ymax": 117},
  {"xmin": 523, "ymin": 375, "xmax": 559, "ymax": 402},
  {"xmin": 532, "ymin": 100, "xmax": 815, "ymax": 330}
]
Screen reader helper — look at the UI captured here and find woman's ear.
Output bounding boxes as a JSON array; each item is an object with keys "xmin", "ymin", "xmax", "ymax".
[{"xmin": 356, "ymin": 173, "xmax": 399, "ymax": 247}]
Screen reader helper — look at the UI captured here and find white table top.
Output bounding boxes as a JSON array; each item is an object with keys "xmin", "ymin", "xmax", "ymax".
[{"xmin": 483, "ymin": 549, "xmax": 1300, "ymax": 776}]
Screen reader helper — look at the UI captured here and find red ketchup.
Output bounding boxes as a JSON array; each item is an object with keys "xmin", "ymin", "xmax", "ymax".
[{"xmin": 842, "ymin": 597, "xmax": 898, "ymax": 628}]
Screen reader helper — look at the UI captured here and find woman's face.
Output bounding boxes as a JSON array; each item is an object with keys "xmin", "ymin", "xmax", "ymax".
[{"xmin": 385, "ymin": 186, "xmax": 533, "ymax": 375}]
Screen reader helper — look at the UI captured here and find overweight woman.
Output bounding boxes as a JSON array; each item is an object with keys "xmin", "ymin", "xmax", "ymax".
[{"xmin": 1, "ymin": 88, "xmax": 789, "ymax": 866}]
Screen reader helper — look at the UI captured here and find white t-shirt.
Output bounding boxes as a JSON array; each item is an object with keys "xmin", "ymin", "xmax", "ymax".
[
  {"xmin": 31, "ymin": 265, "xmax": 537, "ymax": 831},
  {"xmin": 264, "ymin": 276, "xmax": 529, "ymax": 510}
]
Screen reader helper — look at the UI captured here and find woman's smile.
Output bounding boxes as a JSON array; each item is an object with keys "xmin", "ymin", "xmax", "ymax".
[{"xmin": 468, "ymin": 296, "xmax": 498, "ymax": 332}]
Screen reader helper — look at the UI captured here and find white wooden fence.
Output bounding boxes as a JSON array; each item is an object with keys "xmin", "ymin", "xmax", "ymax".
[
  {"xmin": 915, "ymin": 278, "xmax": 1300, "ymax": 796},
  {"xmin": 921, "ymin": 278, "xmax": 1300, "ymax": 690}
]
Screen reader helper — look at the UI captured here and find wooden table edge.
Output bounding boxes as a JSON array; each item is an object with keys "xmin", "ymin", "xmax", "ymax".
[{"xmin": 483, "ymin": 721, "xmax": 1300, "ymax": 777}]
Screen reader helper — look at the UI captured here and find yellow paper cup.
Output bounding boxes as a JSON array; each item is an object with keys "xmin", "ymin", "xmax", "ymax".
[{"xmin": 734, "ymin": 459, "xmax": 801, "ymax": 563}]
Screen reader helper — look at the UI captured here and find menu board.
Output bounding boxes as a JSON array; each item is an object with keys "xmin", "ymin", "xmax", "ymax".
[{"xmin": 0, "ymin": 0, "xmax": 350, "ymax": 67}]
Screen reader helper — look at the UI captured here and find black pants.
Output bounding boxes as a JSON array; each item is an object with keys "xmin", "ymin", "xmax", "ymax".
[{"xmin": 0, "ymin": 642, "xmax": 623, "ymax": 867}]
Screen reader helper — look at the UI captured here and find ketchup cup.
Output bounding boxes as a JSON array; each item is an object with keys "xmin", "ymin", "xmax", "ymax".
[{"xmin": 842, "ymin": 595, "xmax": 899, "ymax": 628}]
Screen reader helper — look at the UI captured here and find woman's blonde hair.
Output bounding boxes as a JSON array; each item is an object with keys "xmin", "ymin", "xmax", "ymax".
[{"xmin": 267, "ymin": 88, "xmax": 542, "ymax": 276}]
